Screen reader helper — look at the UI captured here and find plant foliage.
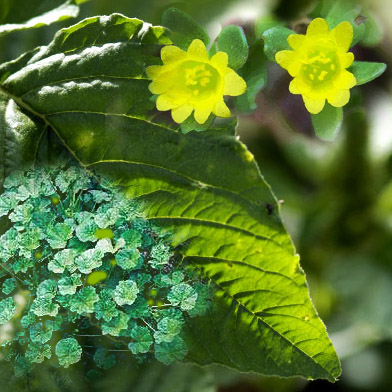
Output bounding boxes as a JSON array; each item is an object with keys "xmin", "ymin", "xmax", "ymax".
[
  {"xmin": 0, "ymin": 166, "xmax": 212, "ymax": 375},
  {"xmin": 0, "ymin": 13, "xmax": 343, "ymax": 382}
]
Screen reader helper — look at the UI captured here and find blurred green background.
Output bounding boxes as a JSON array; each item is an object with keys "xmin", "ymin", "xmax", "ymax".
[{"xmin": 1, "ymin": 0, "xmax": 391, "ymax": 391}]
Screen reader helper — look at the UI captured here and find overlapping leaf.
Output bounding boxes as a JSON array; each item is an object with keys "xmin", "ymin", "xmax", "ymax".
[
  {"xmin": 0, "ymin": 0, "xmax": 89, "ymax": 37},
  {"xmin": 0, "ymin": 14, "xmax": 341, "ymax": 381},
  {"xmin": 0, "ymin": 92, "xmax": 45, "ymax": 184}
]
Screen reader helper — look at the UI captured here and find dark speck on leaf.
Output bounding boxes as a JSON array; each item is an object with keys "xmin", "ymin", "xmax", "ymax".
[
  {"xmin": 266, "ymin": 203, "xmax": 274, "ymax": 215},
  {"xmin": 355, "ymin": 15, "xmax": 367, "ymax": 25}
]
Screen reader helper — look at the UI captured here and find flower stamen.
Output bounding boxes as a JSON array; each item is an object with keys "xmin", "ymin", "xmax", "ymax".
[
  {"xmin": 302, "ymin": 49, "xmax": 340, "ymax": 87},
  {"xmin": 179, "ymin": 61, "xmax": 219, "ymax": 98}
]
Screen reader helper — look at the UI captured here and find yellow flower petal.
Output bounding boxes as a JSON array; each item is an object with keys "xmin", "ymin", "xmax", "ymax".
[
  {"xmin": 223, "ymin": 69, "xmax": 246, "ymax": 96},
  {"xmin": 146, "ymin": 65, "xmax": 164, "ymax": 79},
  {"xmin": 303, "ymin": 96, "xmax": 326, "ymax": 114},
  {"xmin": 194, "ymin": 101, "xmax": 213, "ymax": 124},
  {"xmin": 148, "ymin": 66, "xmax": 179, "ymax": 94},
  {"xmin": 276, "ymin": 50, "xmax": 301, "ymax": 76},
  {"xmin": 156, "ymin": 94, "xmax": 186, "ymax": 111},
  {"xmin": 156, "ymin": 94, "xmax": 174, "ymax": 111},
  {"xmin": 287, "ymin": 34, "xmax": 306, "ymax": 50},
  {"xmin": 149, "ymin": 81, "xmax": 166, "ymax": 95},
  {"xmin": 187, "ymin": 39, "xmax": 209, "ymax": 61},
  {"xmin": 327, "ymin": 89, "xmax": 350, "ymax": 107},
  {"xmin": 161, "ymin": 45, "xmax": 187, "ymax": 65},
  {"xmin": 289, "ymin": 78, "xmax": 310, "ymax": 95},
  {"xmin": 210, "ymin": 51, "xmax": 228, "ymax": 69},
  {"xmin": 307, "ymin": 18, "xmax": 329, "ymax": 36},
  {"xmin": 171, "ymin": 104, "xmax": 193, "ymax": 123},
  {"xmin": 213, "ymin": 99, "xmax": 231, "ymax": 117},
  {"xmin": 331, "ymin": 21, "xmax": 353, "ymax": 52},
  {"xmin": 148, "ymin": 71, "xmax": 174, "ymax": 94},
  {"xmin": 339, "ymin": 52, "xmax": 354, "ymax": 68},
  {"xmin": 289, "ymin": 79, "xmax": 301, "ymax": 94},
  {"xmin": 335, "ymin": 70, "xmax": 356, "ymax": 90}
]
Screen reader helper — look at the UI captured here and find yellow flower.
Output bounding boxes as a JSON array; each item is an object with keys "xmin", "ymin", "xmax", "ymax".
[
  {"xmin": 146, "ymin": 39, "xmax": 247, "ymax": 124},
  {"xmin": 275, "ymin": 18, "xmax": 357, "ymax": 114}
]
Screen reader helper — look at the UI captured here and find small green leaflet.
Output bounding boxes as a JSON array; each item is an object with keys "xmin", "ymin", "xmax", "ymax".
[
  {"xmin": 311, "ymin": 104, "xmax": 343, "ymax": 141},
  {"xmin": 350, "ymin": 61, "xmax": 386, "ymax": 86}
]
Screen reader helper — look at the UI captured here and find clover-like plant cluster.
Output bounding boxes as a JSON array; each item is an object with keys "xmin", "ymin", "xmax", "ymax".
[{"xmin": 0, "ymin": 166, "xmax": 212, "ymax": 376}]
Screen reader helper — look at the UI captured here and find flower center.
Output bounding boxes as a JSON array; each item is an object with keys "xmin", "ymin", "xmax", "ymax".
[
  {"xmin": 302, "ymin": 47, "xmax": 340, "ymax": 87},
  {"xmin": 178, "ymin": 61, "xmax": 220, "ymax": 98}
]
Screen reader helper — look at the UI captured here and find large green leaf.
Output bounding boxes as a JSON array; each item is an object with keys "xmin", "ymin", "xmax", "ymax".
[
  {"xmin": 0, "ymin": 14, "xmax": 341, "ymax": 381},
  {"xmin": 0, "ymin": 0, "xmax": 87, "ymax": 37}
]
